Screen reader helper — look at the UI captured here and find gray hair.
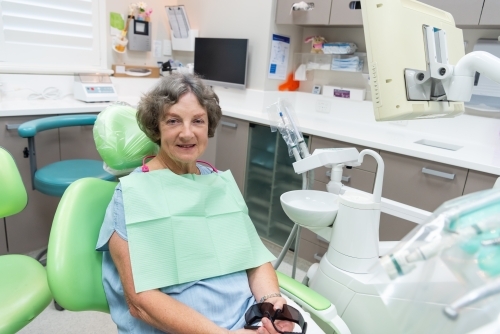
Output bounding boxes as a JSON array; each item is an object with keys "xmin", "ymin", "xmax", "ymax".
[{"xmin": 137, "ymin": 73, "xmax": 222, "ymax": 145}]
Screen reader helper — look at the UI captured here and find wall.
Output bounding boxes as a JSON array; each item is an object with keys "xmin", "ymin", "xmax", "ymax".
[{"xmin": 104, "ymin": 0, "xmax": 303, "ymax": 91}]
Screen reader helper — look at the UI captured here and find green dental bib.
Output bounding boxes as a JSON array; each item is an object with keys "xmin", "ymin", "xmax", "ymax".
[{"xmin": 120, "ymin": 169, "xmax": 276, "ymax": 293}]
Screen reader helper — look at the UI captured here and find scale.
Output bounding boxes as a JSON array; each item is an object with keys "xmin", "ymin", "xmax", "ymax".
[{"xmin": 73, "ymin": 74, "xmax": 118, "ymax": 103}]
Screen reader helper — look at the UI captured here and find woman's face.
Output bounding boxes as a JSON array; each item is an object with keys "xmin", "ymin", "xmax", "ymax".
[{"xmin": 159, "ymin": 92, "xmax": 208, "ymax": 165}]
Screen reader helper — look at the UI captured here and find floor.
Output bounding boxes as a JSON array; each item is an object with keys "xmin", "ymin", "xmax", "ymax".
[{"xmin": 19, "ymin": 239, "xmax": 313, "ymax": 334}]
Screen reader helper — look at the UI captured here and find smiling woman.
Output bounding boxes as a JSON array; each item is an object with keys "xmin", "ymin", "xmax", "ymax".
[{"xmin": 95, "ymin": 73, "xmax": 305, "ymax": 333}]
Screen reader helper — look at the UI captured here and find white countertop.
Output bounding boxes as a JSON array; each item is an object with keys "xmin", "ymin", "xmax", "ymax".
[{"xmin": 1, "ymin": 76, "xmax": 499, "ymax": 175}]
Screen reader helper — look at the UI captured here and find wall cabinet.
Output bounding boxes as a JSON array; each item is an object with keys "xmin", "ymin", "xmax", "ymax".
[
  {"xmin": 329, "ymin": 0, "xmax": 362, "ymax": 25},
  {"xmin": 480, "ymin": 0, "xmax": 500, "ymax": 26},
  {"xmin": 276, "ymin": 0, "xmax": 497, "ymax": 26},
  {"xmin": 276, "ymin": 0, "xmax": 333, "ymax": 25},
  {"xmin": 215, "ymin": 116, "xmax": 250, "ymax": 194},
  {"xmin": 420, "ymin": 0, "xmax": 484, "ymax": 26}
]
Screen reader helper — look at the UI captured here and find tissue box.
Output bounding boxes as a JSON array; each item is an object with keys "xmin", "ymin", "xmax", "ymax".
[{"xmin": 322, "ymin": 85, "xmax": 366, "ymax": 101}]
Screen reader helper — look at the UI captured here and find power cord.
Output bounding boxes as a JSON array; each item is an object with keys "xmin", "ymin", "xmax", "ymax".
[{"xmin": 27, "ymin": 87, "xmax": 63, "ymax": 100}]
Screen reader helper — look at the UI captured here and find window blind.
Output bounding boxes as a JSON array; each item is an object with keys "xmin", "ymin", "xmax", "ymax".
[{"xmin": 0, "ymin": 0, "xmax": 108, "ymax": 73}]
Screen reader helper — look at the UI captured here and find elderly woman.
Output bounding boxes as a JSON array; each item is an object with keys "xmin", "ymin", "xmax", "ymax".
[{"xmin": 96, "ymin": 73, "xmax": 316, "ymax": 334}]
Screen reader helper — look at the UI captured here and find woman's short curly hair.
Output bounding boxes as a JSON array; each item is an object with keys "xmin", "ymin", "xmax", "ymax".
[{"xmin": 136, "ymin": 73, "xmax": 222, "ymax": 145}]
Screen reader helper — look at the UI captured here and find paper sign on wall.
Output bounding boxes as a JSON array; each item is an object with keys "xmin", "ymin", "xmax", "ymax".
[{"xmin": 268, "ymin": 34, "xmax": 290, "ymax": 80}]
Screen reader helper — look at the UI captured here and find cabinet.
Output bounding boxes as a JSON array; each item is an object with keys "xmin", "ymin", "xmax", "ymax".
[
  {"xmin": 0, "ymin": 114, "xmax": 105, "ymax": 254},
  {"xmin": 215, "ymin": 116, "xmax": 250, "ymax": 194},
  {"xmin": 463, "ymin": 170, "xmax": 499, "ymax": 195},
  {"xmin": 379, "ymin": 151, "xmax": 468, "ymax": 240},
  {"xmin": 276, "ymin": 0, "xmax": 333, "ymax": 25},
  {"xmin": 277, "ymin": 0, "xmax": 494, "ymax": 26},
  {"xmin": 1, "ymin": 116, "xmax": 60, "ymax": 254},
  {"xmin": 244, "ymin": 123, "xmax": 308, "ymax": 247},
  {"xmin": 329, "ymin": 0, "xmax": 362, "ymax": 25},
  {"xmin": 480, "ymin": 0, "xmax": 500, "ymax": 25},
  {"xmin": 0, "ymin": 219, "xmax": 6, "ymax": 255},
  {"xmin": 420, "ymin": 0, "xmax": 484, "ymax": 26}
]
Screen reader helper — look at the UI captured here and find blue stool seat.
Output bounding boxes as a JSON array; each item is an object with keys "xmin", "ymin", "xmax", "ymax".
[{"xmin": 35, "ymin": 159, "xmax": 115, "ymax": 197}]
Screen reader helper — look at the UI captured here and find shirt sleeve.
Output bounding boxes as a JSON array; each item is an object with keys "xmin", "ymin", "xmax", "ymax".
[{"xmin": 95, "ymin": 183, "xmax": 128, "ymax": 251}]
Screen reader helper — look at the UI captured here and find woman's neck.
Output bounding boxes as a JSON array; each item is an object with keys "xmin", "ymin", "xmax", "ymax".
[{"xmin": 149, "ymin": 151, "xmax": 199, "ymax": 175}]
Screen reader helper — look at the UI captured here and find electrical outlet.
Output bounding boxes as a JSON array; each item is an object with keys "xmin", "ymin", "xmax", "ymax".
[{"xmin": 316, "ymin": 99, "xmax": 331, "ymax": 114}]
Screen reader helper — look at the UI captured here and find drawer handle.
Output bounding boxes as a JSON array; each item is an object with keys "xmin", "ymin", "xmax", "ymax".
[
  {"xmin": 6, "ymin": 124, "xmax": 21, "ymax": 130},
  {"xmin": 422, "ymin": 167, "xmax": 455, "ymax": 180},
  {"xmin": 325, "ymin": 170, "xmax": 350, "ymax": 182},
  {"xmin": 221, "ymin": 121, "xmax": 237, "ymax": 129},
  {"xmin": 313, "ymin": 253, "xmax": 324, "ymax": 261},
  {"xmin": 349, "ymin": 1, "xmax": 361, "ymax": 10},
  {"xmin": 291, "ymin": 2, "xmax": 315, "ymax": 12}
]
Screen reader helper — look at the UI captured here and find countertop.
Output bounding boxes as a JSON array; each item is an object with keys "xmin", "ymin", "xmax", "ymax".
[{"xmin": 1, "ymin": 78, "xmax": 499, "ymax": 175}]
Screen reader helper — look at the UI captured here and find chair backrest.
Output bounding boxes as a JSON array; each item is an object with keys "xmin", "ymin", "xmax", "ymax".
[
  {"xmin": 0, "ymin": 147, "xmax": 27, "ymax": 218},
  {"xmin": 46, "ymin": 177, "xmax": 117, "ymax": 312}
]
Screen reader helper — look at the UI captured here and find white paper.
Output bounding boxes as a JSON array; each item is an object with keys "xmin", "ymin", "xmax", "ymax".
[
  {"xmin": 153, "ymin": 40, "xmax": 162, "ymax": 58},
  {"xmin": 268, "ymin": 34, "xmax": 290, "ymax": 80}
]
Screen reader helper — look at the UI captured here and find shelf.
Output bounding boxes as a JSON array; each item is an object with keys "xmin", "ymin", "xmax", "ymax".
[{"xmin": 293, "ymin": 52, "xmax": 367, "ymax": 76}]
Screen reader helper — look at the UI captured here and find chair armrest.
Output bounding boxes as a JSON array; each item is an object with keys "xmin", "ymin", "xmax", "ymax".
[
  {"xmin": 18, "ymin": 114, "xmax": 97, "ymax": 138},
  {"xmin": 276, "ymin": 271, "xmax": 351, "ymax": 334}
]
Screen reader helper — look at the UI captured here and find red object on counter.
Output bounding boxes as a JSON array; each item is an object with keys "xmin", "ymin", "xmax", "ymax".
[{"xmin": 278, "ymin": 73, "xmax": 300, "ymax": 91}]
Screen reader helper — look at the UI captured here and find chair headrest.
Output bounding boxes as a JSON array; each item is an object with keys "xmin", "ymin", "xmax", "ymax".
[{"xmin": 93, "ymin": 103, "xmax": 158, "ymax": 175}]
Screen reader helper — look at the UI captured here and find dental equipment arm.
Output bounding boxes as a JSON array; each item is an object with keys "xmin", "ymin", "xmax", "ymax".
[{"xmin": 444, "ymin": 278, "xmax": 500, "ymax": 320}]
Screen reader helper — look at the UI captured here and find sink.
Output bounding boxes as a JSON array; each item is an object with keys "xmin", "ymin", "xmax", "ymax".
[{"xmin": 280, "ymin": 190, "xmax": 339, "ymax": 228}]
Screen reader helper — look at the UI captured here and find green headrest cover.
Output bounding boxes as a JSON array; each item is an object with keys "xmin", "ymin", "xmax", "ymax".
[
  {"xmin": 93, "ymin": 103, "xmax": 158, "ymax": 173},
  {"xmin": 0, "ymin": 147, "xmax": 28, "ymax": 218}
]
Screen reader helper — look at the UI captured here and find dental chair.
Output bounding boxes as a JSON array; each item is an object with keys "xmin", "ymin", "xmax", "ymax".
[
  {"xmin": 44, "ymin": 104, "xmax": 350, "ymax": 334},
  {"xmin": 0, "ymin": 147, "xmax": 52, "ymax": 333},
  {"xmin": 17, "ymin": 114, "xmax": 116, "ymax": 264}
]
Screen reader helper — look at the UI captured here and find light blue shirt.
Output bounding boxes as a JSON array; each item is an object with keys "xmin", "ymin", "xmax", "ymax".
[{"xmin": 96, "ymin": 164, "xmax": 255, "ymax": 333}]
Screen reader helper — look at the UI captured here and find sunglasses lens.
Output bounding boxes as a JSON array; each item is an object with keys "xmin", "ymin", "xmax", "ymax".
[{"xmin": 245, "ymin": 304, "xmax": 263, "ymax": 325}]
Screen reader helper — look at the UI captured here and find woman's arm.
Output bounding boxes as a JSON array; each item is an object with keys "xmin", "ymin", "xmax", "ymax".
[
  {"xmin": 109, "ymin": 232, "xmax": 231, "ymax": 334},
  {"xmin": 247, "ymin": 262, "xmax": 286, "ymax": 309}
]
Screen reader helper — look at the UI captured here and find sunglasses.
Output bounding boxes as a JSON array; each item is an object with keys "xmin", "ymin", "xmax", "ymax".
[{"xmin": 244, "ymin": 302, "xmax": 307, "ymax": 334}]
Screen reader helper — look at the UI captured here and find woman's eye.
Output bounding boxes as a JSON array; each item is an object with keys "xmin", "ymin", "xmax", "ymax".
[
  {"xmin": 194, "ymin": 119, "xmax": 205, "ymax": 124},
  {"xmin": 166, "ymin": 119, "xmax": 178, "ymax": 124}
]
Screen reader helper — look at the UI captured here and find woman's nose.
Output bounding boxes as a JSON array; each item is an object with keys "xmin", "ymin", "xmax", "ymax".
[{"xmin": 179, "ymin": 123, "xmax": 194, "ymax": 138}]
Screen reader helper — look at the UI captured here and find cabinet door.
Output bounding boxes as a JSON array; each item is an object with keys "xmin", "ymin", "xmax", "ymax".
[
  {"xmin": 380, "ymin": 151, "xmax": 468, "ymax": 211},
  {"xmin": 1, "ymin": 116, "xmax": 60, "ymax": 254},
  {"xmin": 59, "ymin": 113, "xmax": 102, "ymax": 161},
  {"xmin": 379, "ymin": 213, "xmax": 418, "ymax": 241},
  {"xmin": 276, "ymin": 0, "xmax": 332, "ymax": 25},
  {"xmin": 480, "ymin": 0, "xmax": 500, "ymax": 25},
  {"xmin": 215, "ymin": 116, "xmax": 249, "ymax": 193},
  {"xmin": 0, "ymin": 219, "xmax": 7, "ymax": 255},
  {"xmin": 329, "ymin": 0, "xmax": 362, "ymax": 25},
  {"xmin": 463, "ymin": 170, "xmax": 499, "ymax": 195},
  {"xmin": 419, "ymin": 0, "xmax": 484, "ymax": 25}
]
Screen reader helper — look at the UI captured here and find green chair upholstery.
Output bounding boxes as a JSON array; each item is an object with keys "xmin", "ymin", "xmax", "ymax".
[
  {"xmin": 0, "ymin": 147, "xmax": 52, "ymax": 333},
  {"xmin": 46, "ymin": 178, "xmax": 116, "ymax": 312}
]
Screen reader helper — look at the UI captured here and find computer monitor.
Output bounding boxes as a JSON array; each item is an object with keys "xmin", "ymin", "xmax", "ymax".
[
  {"xmin": 361, "ymin": 0, "xmax": 466, "ymax": 121},
  {"xmin": 193, "ymin": 38, "xmax": 249, "ymax": 89}
]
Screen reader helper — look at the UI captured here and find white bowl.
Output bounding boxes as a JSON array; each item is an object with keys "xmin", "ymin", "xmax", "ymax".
[{"xmin": 280, "ymin": 190, "xmax": 339, "ymax": 228}]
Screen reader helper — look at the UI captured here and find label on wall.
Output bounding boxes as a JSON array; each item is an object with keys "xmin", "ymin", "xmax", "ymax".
[{"xmin": 268, "ymin": 34, "xmax": 290, "ymax": 80}]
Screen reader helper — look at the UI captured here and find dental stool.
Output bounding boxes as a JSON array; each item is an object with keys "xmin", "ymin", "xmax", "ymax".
[
  {"xmin": 17, "ymin": 114, "xmax": 116, "ymax": 264},
  {"xmin": 0, "ymin": 147, "xmax": 52, "ymax": 333}
]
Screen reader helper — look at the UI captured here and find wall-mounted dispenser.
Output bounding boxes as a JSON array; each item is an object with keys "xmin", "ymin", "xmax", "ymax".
[{"xmin": 127, "ymin": 19, "xmax": 151, "ymax": 51}]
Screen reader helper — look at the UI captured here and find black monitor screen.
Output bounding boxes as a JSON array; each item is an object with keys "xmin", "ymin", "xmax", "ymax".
[{"xmin": 194, "ymin": 38, "xmax": 248, "ymax": 89}]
